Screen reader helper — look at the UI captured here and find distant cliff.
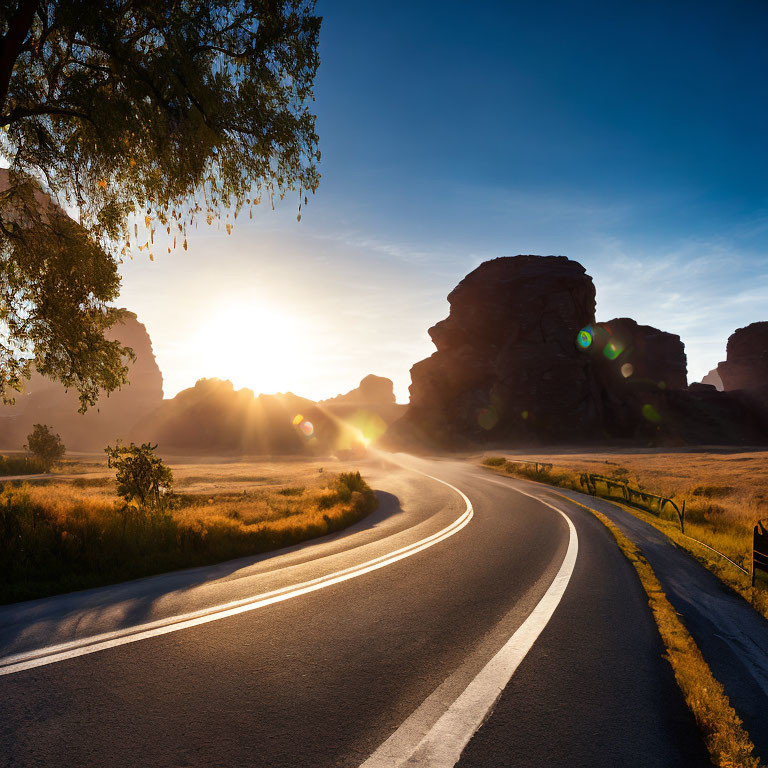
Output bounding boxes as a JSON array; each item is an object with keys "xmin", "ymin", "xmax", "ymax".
[
  {"xmin": 0, "ymin": 311, "xmax": 163, "ymax": 450},
  {"xmin": 718, "ymin": 322, "xmax": 768, "ymax": 404}
]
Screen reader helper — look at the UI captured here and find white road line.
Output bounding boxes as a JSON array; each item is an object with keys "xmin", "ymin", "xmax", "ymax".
[
  {"xmin": 360, "ymin": 484, "xmax": 578, "ymax": 768},
  {"xmin": 0, "ymin": 472, "xmax": 473, "ymax": 677}
]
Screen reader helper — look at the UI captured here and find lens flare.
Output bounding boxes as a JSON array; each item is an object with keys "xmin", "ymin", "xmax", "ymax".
[
  {"xmin": 300, "ymin": 420, "xmax": 314, "ymax": 436},
  {"xmin": 577, "ymin": 327, "xmax": 593, "ymax": 349},
  {"xmin": 292, "ymin": 414, "xmax": 304, "ymax": 426},
  {"xmin": 602, "ymin": 340, "xmax": 624, "ymax": 360},
  {"xmin": 621, "ymin": 363, "xmax": 634, "ymax": 378},
  {"xmin": 642, "ymin": 404, "xmax": 661, "ymax": 423}
]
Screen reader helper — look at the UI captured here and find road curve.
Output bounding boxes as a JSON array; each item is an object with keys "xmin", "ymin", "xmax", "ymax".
[{"xmin": 0, "ymin": 455, "xmax": 707, "ymax": 767}]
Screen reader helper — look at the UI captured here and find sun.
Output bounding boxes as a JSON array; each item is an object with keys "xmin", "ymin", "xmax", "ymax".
[{"xmin": 195, "ymin": 301, "xmax": 307, "ymax": 394}]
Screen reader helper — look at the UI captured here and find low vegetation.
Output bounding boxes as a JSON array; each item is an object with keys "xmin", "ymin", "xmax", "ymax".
[
  {"xmin": 0, "ymin": 466, "xmax": 378, "ymax": 604},
  {"xmin": 0, "ymin": 454, "xmax": 47, "ymax": 475},
  {"xmin": 482, "ymin": 454, "xmax": 768, "ymax": 619}
]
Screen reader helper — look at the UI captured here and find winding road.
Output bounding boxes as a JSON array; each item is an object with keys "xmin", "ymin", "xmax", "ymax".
[{"xmin": 0, "ymin": 455, "xmax": 709, "ymax": 767}]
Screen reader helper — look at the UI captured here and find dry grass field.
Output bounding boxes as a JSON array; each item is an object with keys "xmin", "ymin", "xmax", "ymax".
[
  {"xmin": 0, "ymin": 456, "xmax": 378, "ymax": 603},
  {"xmin": 481, "ymin": 449, "xmax": 768, "ymax": 618}
]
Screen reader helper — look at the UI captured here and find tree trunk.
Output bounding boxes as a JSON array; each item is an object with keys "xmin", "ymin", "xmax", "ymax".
[{"xmin": 0, "ymin": 0, "xmax": 39, "ymax": 116}]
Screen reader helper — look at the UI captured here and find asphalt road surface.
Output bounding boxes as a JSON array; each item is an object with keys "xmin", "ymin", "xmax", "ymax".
[{"xmin": 0, "ymin": 455, "xmax": 709, "ymax": 767}]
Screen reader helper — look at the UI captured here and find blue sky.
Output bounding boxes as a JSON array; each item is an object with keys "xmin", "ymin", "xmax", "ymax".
[{"xmin": 120, "ymin": 0, "xmax": 768, "ymax": 401}]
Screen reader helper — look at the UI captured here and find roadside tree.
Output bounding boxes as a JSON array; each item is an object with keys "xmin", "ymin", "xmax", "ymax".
[
  {"xmin": 0, "ymin": 1, "xmax": 321, "ymax": 408},
  {"xmin": 24, "ymin": 423, "xmax": 65, "ymax": 471},
  {"xmin": 105, "ymin": 442, "xmax": 173, "ymax": 510}
]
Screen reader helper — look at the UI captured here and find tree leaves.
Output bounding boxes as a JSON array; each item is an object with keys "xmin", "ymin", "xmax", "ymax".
[{"xmin": 0, "ymin": 1, "xmax": 321, "ymax": 407}]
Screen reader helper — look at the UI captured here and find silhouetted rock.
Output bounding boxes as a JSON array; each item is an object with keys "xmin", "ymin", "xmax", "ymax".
[
  {"xmin": 701, "ymin": 368, "xmax": 724, "ymax": 390},
  {"xmin": 718, "ymin": 322, "xmax": 768, "ymax": 403},
  {"xmin": 389, "ymin": 255, "xmax": 602, "ymax": 446},
  {"xmin": 0, "ymin": 311, "xmax": 163, "ymax": 450},
  {"xmin": 138, "ymin": 379, "xmax": 337, "ymax": 455},
  {"xmin": 594, "ymin": 318, "xmax": 687, "ymax": 389},
  {"xmin": 387, "ymin": 255, "xmax": 768, "ymax": 449},
  {"xmin": 324, "ymin": 374, "xmax": 397, "ymax": 406},
  {"xmin": 321, "ymin": 375, "xmax": 406, "ymax": 443}
]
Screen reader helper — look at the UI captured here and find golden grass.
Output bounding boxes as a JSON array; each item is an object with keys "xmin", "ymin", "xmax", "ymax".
[
  {"xmin": 562, "ymin": 495, "xmax": 760, "ymax": 768},
  {"xmin": 0, "ymin": 462, "xmax": 378, "ymax": 603},
  {"xmin": 481, "ymin": 452, "xmax": 768, "ymax": 620}
]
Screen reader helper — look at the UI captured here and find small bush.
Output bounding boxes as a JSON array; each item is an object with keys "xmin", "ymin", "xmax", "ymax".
[
  {"xmin": 482, "ymin": 456, "xmax": 507, "ymax": 467},
  {"xmin": 692, "ymin": 485, "xmax": 735, "ymax": 499},
  {"xmin": 278, "ymin": 486, "xmax": 305, "ymax": 496}
]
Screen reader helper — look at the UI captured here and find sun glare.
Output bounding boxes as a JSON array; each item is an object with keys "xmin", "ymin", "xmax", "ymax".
[{"xmin": 194, "ymin": 302, "xmax": 308, "ymax": 395}]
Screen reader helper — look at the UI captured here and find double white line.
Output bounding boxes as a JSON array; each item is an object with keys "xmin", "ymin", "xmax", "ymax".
[{"xmin": 0, "ymin": 472, "xmax": 473, "ymax": 677}]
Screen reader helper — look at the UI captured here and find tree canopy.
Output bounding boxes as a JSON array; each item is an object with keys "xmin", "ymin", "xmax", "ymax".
[{"xmin": 0, "ymin": 0, "xmax": 321, "ymax": 409}]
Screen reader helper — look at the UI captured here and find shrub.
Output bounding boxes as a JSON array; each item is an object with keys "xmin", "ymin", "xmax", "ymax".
[
  {"xmin": 24, "ymin": 424, "xmax": 65, "ymax": 471},
  {"xmin": 482, "ymin": 456, "xmax": 507, "ymax": 467},
  {"xmin": 105, "ymin": 442, "xmax": 173, "ymax": 510}
]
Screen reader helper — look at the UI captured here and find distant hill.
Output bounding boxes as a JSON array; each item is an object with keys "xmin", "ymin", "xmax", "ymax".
[
  {"xmin": 135, "ymin": 378, "xmax": 338, "ymax": 455},
  {"xmin": 134, "ymin": 374, "xmax": 408, "ymax": 456}
]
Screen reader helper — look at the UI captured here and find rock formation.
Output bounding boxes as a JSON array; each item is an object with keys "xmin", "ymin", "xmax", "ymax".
[
  {"xmin": 138, "ymin": 379, "xmax": 341, "ymax": 455},
  {"xmin": 0, "ymin": 311, "xmax": 164, "ymax": 450},
  {"xmin": 701, "ymin": 368, "xmax": 724, "ymax": 391},
  {"xmin": 718, "ymin": 322, "xmax": 768, "ymax": 403},
  {"xmin": 390, "ymin": 255, "xmax": 602, "ymax": 445},
  {"xmin": 324, "ymin": 374, "xmax": 397, "ymax": 406},
  {"xmin": 321, "ymin": 375, "xmax": 406, "ymax": 442},
  {"xmin": 593, "ymin": 318, "xmax": 687, "ymax": 390},
  {"xmin": 387, "ymin": 255, "xmax": 768, "ymax": 448}
]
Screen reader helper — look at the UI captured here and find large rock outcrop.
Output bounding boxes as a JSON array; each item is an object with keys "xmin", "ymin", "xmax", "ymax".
[
  {"xmin": 391, "ymin": 256, "xmax": 602, "ymax": 445},
  {"xmin": 718, "ymin": 322, "xmax": 768, "ymax": 403},
  {"xmin": 388, "ymin": 255, "xmax": 768, "ymax": 448},
  {"xmin": 0, "ymin": 311, "xmax": 163, "ymax": 450}
]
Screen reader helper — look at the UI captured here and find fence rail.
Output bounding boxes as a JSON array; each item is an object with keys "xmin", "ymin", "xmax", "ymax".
[
  {"xmin": 754, "ymin": 521, "xmax": 768, "ymax": 587},
  {"xmin": 578, "ymin": 473, "xmax": 686, "ymax": 532}
]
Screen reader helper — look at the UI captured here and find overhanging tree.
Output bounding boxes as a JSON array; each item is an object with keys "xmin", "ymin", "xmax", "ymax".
[{"xmin": 0, "ymin": 0, "xmax": 321, "ymax": 409}]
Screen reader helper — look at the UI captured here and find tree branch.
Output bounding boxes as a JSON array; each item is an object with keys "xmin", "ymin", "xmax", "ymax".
[{"xmin": 0, "ymin": 0, "xmax": 40, "ymax": 113}]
